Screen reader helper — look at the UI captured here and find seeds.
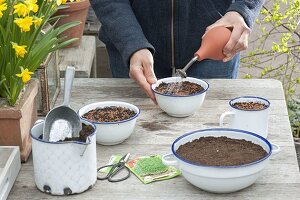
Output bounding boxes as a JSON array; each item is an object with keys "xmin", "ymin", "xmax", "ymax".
[
  {"xmin": 82, "ymin": 106, "xmax": 136, "ymax": 122},
  {"xmin": 155, "ymin": 81, "xmax": 204, "ymax": 96},
  {"xmin": 233, "ymin": 102, "xmax": 268, "ymax": 110}
]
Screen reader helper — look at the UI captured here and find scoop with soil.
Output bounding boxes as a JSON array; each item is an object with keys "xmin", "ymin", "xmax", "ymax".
[{"xmin": 38, "ymin": 123, "xmax": 94, "ymax": 142}]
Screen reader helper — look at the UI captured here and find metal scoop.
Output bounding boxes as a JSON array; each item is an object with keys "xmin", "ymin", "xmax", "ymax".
[
  {"xmin": 43, "ymin": 66, "xmax": 82, "ymax": 142},
  {"xmin": 176, "ymin": 26, "xmax": 232, "ymax": 78}
]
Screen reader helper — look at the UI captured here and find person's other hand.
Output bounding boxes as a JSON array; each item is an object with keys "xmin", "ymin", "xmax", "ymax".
[
  {"xmin": 204, "ymin": 11, "xmax": 251, "ymax": 62},
  {"xmin": 129, "ymin": 49, "xmax": 157, "ymax": 104}
]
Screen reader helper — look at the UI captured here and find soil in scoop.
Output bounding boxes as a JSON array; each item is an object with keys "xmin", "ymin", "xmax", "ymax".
[
  {"xmin": 82, "ymin": 106, "xmax": 136, "ymax": 122},
  {"xmin": 38, "ymin": 123, "xmax": 94, "ymax": 142},
  {"xmin": 233, "ymin": 102, "xmax": 268, "ymax": 110},
  {"xmin": 176, "ymin": 136, "xmax": 267, "ymax": 166},
  {"xmin": 155, "ymin": 81, "xmax": 204, "ymax": 96}
]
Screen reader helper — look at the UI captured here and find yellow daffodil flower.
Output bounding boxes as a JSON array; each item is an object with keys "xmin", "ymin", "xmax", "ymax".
[
  {"xmin": 33, "ymin": 16, "xmax": 43, "ymax": 28},
  {"xmin": 14, "ymin": 16, "xmax": 33, "ymax": 32},
  {"xmin": 13, "ymin": 3, "xmax": 30, "ymax": 17},
  {"xmin": 11, "ymin": 42, "xmax": 27, "ymax": 58},
  {"xmin": 16, "ymin": 68, "xmax": 34, "ymax": 84},
  {"xmin": 56, "ymin": 0, "xmax": 67, "ymax": 5},
  {"xmin": 0, "ymin": 2, "xmax": 7, "ymax": 18},
  {"xmin": 25, "ymin": 0, "xmax": 38, "ymax": 13}
]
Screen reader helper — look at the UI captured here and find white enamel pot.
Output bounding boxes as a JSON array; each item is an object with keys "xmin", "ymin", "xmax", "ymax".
[
  {"xmin": 162, "ymin": 128, "xmax": 280, "ymax": 193},
  {"xmin": 78, "ymin": 101, "xmax": 140, "ymax": 145},
  {"xmin": 30, "ymin": 120, "xmax": 97, "ymax": 195},
  {"xmin": 151, "ymin": 77, "xmax": 209, "ymax": 117}
]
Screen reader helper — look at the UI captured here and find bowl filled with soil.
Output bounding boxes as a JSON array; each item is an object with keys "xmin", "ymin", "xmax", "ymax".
[
  {"xmin": 162, "ymin": 128, "xmax": 280, "ymax": 193},
  {"xmin": 151, "ymin": 77, "xmax": 209, "ymax": 117},
  {"xmin": 30, "ymin": 119, "xmax": 97, "ymax": 195},
  {"xmin": 78, "ymin": 101, "xmax": 140, "ymax": 145}
]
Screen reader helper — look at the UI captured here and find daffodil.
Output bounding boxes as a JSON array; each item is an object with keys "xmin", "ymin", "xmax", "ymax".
[
  {"xmin": 13, "ymin": 3, "xmax": 30, "ymax": 17},
  {"xmin": 14, "ymin": 16, "xmax": 33, "ymax": 32},
  {"xmin": 11, "ymin": 42, "xmax": 27, "ymax": 58},
  {"xmin": 33, "ymin": 16, "xmax": 43, "ymax": 28},
  {"xmin": 0, "ymin": 2, "xmax": 7, "ymax": 18},
  {"xmin": 16, "ymin": 68, "xmax": 34, "ymax": 84},
  {"xmin": 25, "ymin": 0, "xmax": 38, "ymax": 13},
  {"xmin": 56, "ymin": 0, "xmax": 67, "ymax": 5}
]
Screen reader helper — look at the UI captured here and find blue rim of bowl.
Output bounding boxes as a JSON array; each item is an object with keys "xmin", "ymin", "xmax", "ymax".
[
  {"xmin": 30, "ymin": 121, "xmax": 96, "ymax": 145},
  {"xmin": 151, "ymin": 78, "xmax": 209, "ymax": 97},
  {"xmin": 171, "ymin": 128, "xmax": 272, "ymax": 168},
  {"xmin": 229, "ymin": 96, "xmax": 271, "ymax": 111},
  {"xmin": 78, "ymin": 104, "xmax": 140, "ymax": 125}
]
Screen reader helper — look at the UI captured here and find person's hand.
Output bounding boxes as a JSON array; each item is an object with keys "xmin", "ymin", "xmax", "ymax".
[
  {"xmin": 129, "ymin": 49, "xmax": 157, "ymax": 104},
  {"xmin": 203, "ymin": 11, "xmax": 251, "ymax": 62}
]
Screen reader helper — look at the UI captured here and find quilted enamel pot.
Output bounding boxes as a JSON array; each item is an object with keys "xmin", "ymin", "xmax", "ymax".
[{"xmin": 30, "ymin": 120, "xmax": 97, "ymax": 195}]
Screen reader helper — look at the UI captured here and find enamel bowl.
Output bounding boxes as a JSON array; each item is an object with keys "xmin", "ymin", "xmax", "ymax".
[
  {"xmin": 78, "ymin": 101, "xmax": 140, "ymax": 145},
  {"xmin": 162, "ymin": 128, "xmax": 280, "ymax": 193},
  {"xmin": 151, "ymin": 77, "xmax": 209, "ymax": 117}
]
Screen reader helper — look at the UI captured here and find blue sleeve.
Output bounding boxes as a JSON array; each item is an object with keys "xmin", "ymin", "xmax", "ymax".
[
  {"xmin": 226, "ymin": 0, "xmax": 264, "ymax": 28},
  {"xmin": 90, "ymin": 0, "xmax": 155, "ymax": 65}
]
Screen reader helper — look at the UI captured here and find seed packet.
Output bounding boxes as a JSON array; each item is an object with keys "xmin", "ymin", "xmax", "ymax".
[{"xmin": 126, "ymin": 155, "xmax": 180, "ymax": 184}]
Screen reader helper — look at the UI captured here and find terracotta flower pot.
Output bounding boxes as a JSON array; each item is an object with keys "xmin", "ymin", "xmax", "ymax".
[
  {"xmin": 55, "ymin": 0, "xmax": 90, "ymax": 48},
  {"xmin": 0, "ymin": 79, "xmax": 39, "ymax": 162}
]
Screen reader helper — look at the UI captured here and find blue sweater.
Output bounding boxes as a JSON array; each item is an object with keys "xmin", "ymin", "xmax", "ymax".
[{"xmin": 91, "ymin": 0, "xmax": 263, "ymax": 70}]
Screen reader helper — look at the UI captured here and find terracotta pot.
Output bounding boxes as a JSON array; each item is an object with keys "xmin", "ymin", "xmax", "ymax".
[
  {"xmin": 55, "ymin": 0, "xmax": 90, "ymax": 48},
  {"xmin": 0, "ymin": 79, "xmax": 39, "ymax": 162},
  {"xmin": 195, "ymin": 26, "xmax": 232, "ymax": 61}
]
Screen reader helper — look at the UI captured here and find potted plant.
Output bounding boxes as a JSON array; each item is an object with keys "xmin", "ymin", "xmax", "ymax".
[
  {"xmin": 0, "ymin": 0, "xmax": 79, "ymax": 161},
  {"xmin": 55, "ymin": 0, "xmax": 90, "ymax": 48}
]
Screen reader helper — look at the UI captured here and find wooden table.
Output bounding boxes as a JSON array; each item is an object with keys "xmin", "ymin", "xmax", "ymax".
[
  {"xmin": 8, "ymin": 78, "xmax": 300, "ymax": 199},
  {"xmin": 59, "ymin": 36, "xmax": 97, "ymax": 78}
]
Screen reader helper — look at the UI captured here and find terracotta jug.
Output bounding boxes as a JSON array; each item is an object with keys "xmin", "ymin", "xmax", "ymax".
[{"xmin": 195, "ymin": 26, "xmax": 232, "ymax": 61}]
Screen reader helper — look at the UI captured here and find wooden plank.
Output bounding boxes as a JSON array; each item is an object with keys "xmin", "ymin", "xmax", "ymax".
[{"xmin": 59, "ymin": 36, "xmax": 96, "ymax": 78}]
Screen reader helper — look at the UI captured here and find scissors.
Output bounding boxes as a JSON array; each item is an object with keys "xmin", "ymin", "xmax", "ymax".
[{"xmin": 97, "ymin": 153, "xmax": 131, "ymax": 182}]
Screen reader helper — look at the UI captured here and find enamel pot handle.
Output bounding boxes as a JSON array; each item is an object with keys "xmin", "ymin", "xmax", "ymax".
[
  {"xmin": 271, "ymin": 143, "xmax": 280, "ymax": 156},
  {"xmin": 162, "ymin": 153, "xmax": 179, "ymax": 167},
  {"xmin": 219, "ymin": 111, "xmax": 235, "ymax": 127}
]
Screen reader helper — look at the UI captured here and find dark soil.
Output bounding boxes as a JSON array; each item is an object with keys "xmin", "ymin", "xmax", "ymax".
[
  {"xmin": 233, "ymin": 102, "xmax": 268, "ymax": 110},
  {"xmin": 155, "ymin": 81, "xmax": 204, "ymax": 96},
  {"xmin": 62, "ymin": 124, "xmax": 94, "ymax": 142},
  {"xmin": 176, "ymin": 136, "xmax": 267, "ymax": 166},
  {"xmin": 82, "ymin": 106, "xmax": 136, "ymax": 122},
  {"xmin": 38, "ymin": 123, "xmax": 94, "ymax": 142}
]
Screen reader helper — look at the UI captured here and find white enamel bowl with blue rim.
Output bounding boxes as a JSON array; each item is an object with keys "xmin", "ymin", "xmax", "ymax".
[
  {"xmin": 78, "ymin": 101, "xmax": 140, "ymax": 145},
  {"xmin": 151, "ymin": 77, "xmax": 209, "ymax": 117},
  {"xmin": 162, "ymin": 128, "xmax": 280, "ymax": 193}
]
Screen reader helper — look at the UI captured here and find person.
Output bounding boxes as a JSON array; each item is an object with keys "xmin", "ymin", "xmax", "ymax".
[{"xmin": 90, "ymin": 1, "xmax": 263, "ymax": 102}]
